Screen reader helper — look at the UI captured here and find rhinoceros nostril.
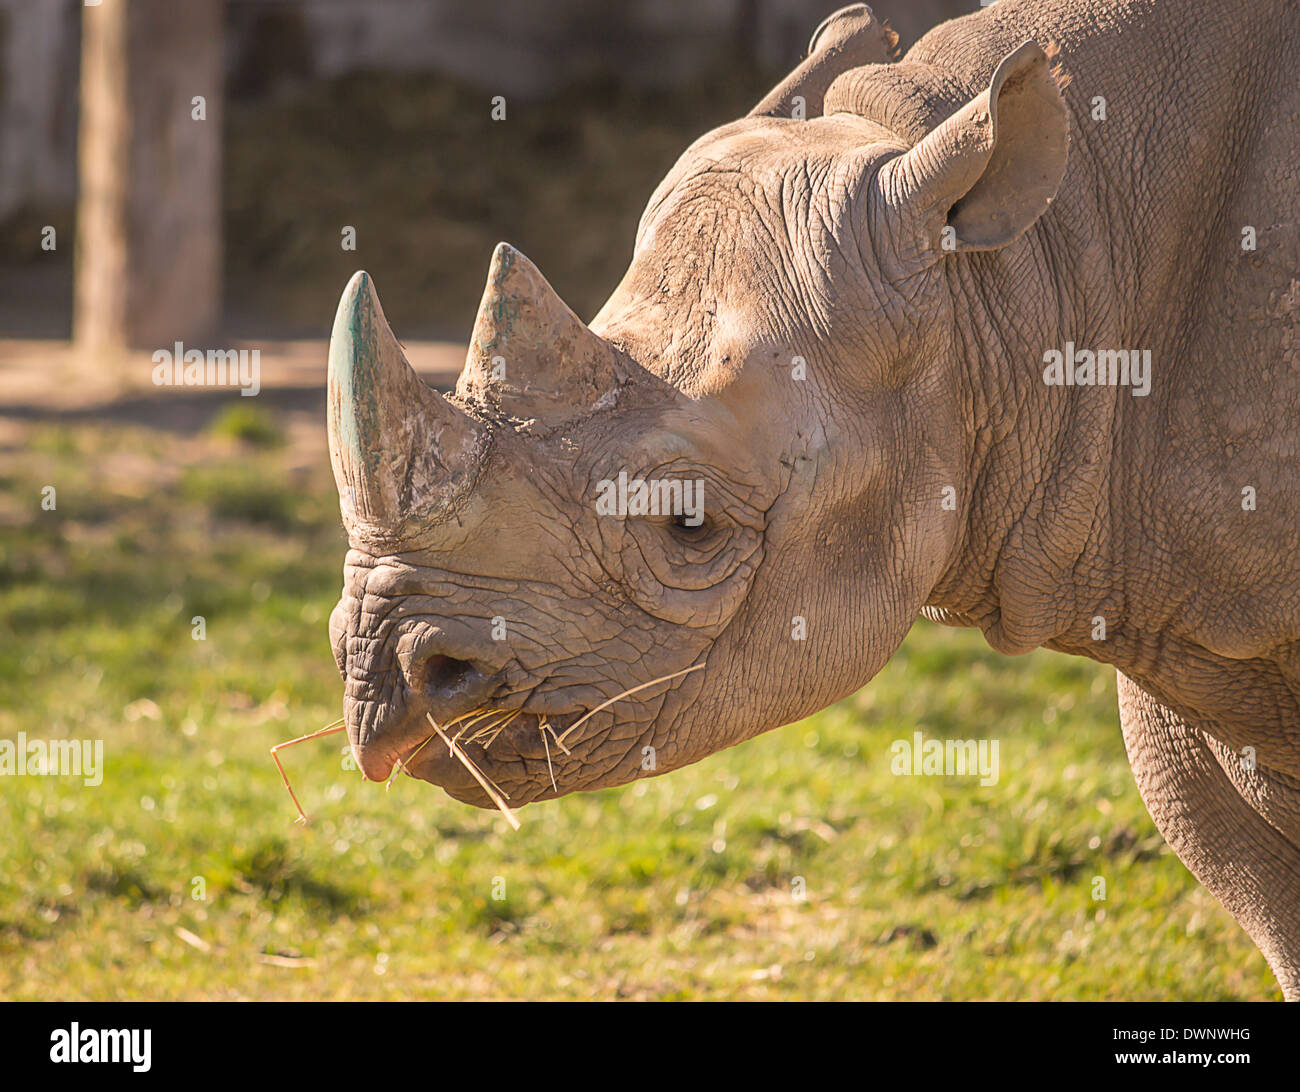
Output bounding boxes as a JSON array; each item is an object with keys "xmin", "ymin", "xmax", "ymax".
[
  {"xmin": 419, "ymin": 653, "xmax": 471, "ymax": 693},
  {"xmin": 413, "ymin": 653, "xmax": 498, "ymax": 714}
]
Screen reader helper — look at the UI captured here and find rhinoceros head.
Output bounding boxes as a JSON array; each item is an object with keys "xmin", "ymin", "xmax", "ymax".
[{"xmin": 327, "ymin": 4, "xmax": 1069, "ymax": 809}]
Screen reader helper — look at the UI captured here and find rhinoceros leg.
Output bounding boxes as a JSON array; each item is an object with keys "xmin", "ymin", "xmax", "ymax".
[{"xmin": 1118, "ymin": 672, "xmax": 1300, "ymax": 999}]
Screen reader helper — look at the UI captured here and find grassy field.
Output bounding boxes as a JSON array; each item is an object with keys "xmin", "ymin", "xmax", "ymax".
[{"xmin": 0, "ymin": 409, "xmax": 1279, "ymax": 1000}]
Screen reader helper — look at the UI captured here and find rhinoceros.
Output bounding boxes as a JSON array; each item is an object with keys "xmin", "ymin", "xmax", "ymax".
[{"xmin": 325, "ymin": 0, "xmax": 1300, "ymax": 997}]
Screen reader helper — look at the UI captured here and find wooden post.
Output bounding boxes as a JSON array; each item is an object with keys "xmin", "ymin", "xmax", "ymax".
[{"xmin": 75, "ymin": 0, "xmax": 223, "ymax": 354}]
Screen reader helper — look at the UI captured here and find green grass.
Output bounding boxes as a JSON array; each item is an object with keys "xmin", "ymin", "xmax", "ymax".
[
  {"xmin": 0, "ymin": 419, "xmax": 1279, "ymax": 1000},
  {"xmin": 206, "ymin": 404, "xmax": 286, "ymax": 449}
]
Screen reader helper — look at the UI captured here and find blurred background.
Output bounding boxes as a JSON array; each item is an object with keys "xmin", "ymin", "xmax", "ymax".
[
  {"xmin": 0, "ymin": 0, "xmax": 1275, "ymax": 1001},
  {"xmin": 0, "ymin": 0, "xmax": 972, "ymax": 350}
]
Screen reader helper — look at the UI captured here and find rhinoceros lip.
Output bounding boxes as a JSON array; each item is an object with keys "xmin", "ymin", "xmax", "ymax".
[{"xmin": 393, "ymin": 709, "xmax": 576, "ymax": 779}]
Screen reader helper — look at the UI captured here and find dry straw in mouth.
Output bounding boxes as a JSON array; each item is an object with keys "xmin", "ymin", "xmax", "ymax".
[
  {"xmin": 426, "ymin": 714, "xmax": 520, "ymax": 830},
  {"xmin": 552, "ymin": 663, "xmax": 703, "ymax": 747},
  {"xmin": 270, "ymin": 719, "xmax": 346, "ymax": 824},
  {"xmin": 271, "ymin": 663, "xmax": 704, "ymax": 826}
]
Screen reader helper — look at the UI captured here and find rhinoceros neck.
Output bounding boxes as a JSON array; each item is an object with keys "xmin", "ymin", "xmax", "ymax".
[
  {"xmin": 922, "ymin": 0, "xmax": 1299, "ymax": 680},
  {"xmin": 923, "ymin": 221, "xmax": 1131, "ymax": 660},
  {"xmin": 907, "ymin": 0, "xmax": 1295, "ymax": 347}
]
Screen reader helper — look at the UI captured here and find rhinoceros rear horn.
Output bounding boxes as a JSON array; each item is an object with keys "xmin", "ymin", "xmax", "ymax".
[
  {"xmin": 748, "ymin": 4, "xmax": 897, "ymax": 119},
  {"xmin": 458, "ymin": 243, "xmax": 632, "ymax": 423},
  {"xmin": 327, "ymin": 271, "xmax": 485, "ymax": 545}
]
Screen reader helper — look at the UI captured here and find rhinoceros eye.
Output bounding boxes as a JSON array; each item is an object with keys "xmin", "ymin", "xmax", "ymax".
[{"xmin": 669, "ymin": 511, "xmax": 711, "ymax": 539}]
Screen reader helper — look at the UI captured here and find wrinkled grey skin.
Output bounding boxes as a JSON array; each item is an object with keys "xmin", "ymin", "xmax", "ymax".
[{"xmin": 328, "ymin": 0, "xmax": 1300, "ymax": 996}]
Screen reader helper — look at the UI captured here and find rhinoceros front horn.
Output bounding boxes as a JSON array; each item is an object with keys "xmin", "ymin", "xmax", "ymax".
[
  {"xmin": 327, "ymin": 271, "xmax": 485, "ymax": 546},
  {"xmin": 458, "ymin": 242, "xmax": 632, "ymax": 423}
]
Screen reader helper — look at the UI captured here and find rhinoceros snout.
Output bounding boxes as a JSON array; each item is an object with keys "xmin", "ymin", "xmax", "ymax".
[{"xmin": 344, "ymin": 647, "xmax": 502, "ymax": 781}]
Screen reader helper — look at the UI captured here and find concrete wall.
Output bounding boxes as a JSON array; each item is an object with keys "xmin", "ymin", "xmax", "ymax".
[
  {"xmin": 295, "ymin": 0, "xmax": 832, "ymax": 92},
  {"xmin": 0, "ymin": 0, "xmax": 81, "ymax": 218}
]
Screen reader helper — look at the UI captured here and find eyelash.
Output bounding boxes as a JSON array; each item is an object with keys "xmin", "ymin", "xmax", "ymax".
[{"xmin": 670, "ymin": 512, "xmax": 709, "ymax": 536}]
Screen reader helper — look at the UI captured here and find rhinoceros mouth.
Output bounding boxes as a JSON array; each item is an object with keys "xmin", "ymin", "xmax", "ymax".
[
  {"xmin": 384, "ymin": 707, "xmax": 592, "ymax": 816},
  {"xmin": 393, "ymin": 709, "xmax": 561, "ymax": 778},
  {"xmin": 398, "ymin": 709, "xmax": 562, "ymax": 766},
  {"xmin": 379, "ymin": 662, "xmax": 706, "ymax": 802}
]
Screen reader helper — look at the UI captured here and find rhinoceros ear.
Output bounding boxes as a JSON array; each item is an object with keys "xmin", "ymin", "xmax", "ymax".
[
  {"xmin": 458, "ymin": 243, "xmax": 633, "ymax": 424},
  {"xmin": 871, "ymin": 41, "xmax": 1068, "ymax": 266},
  {"xmin": 328, "ymin": 271, "xmax": 486, "ymax": 547},
  {"xmin": 748, "ymin": 3, "xmax": 897, "ymax": 119}
]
